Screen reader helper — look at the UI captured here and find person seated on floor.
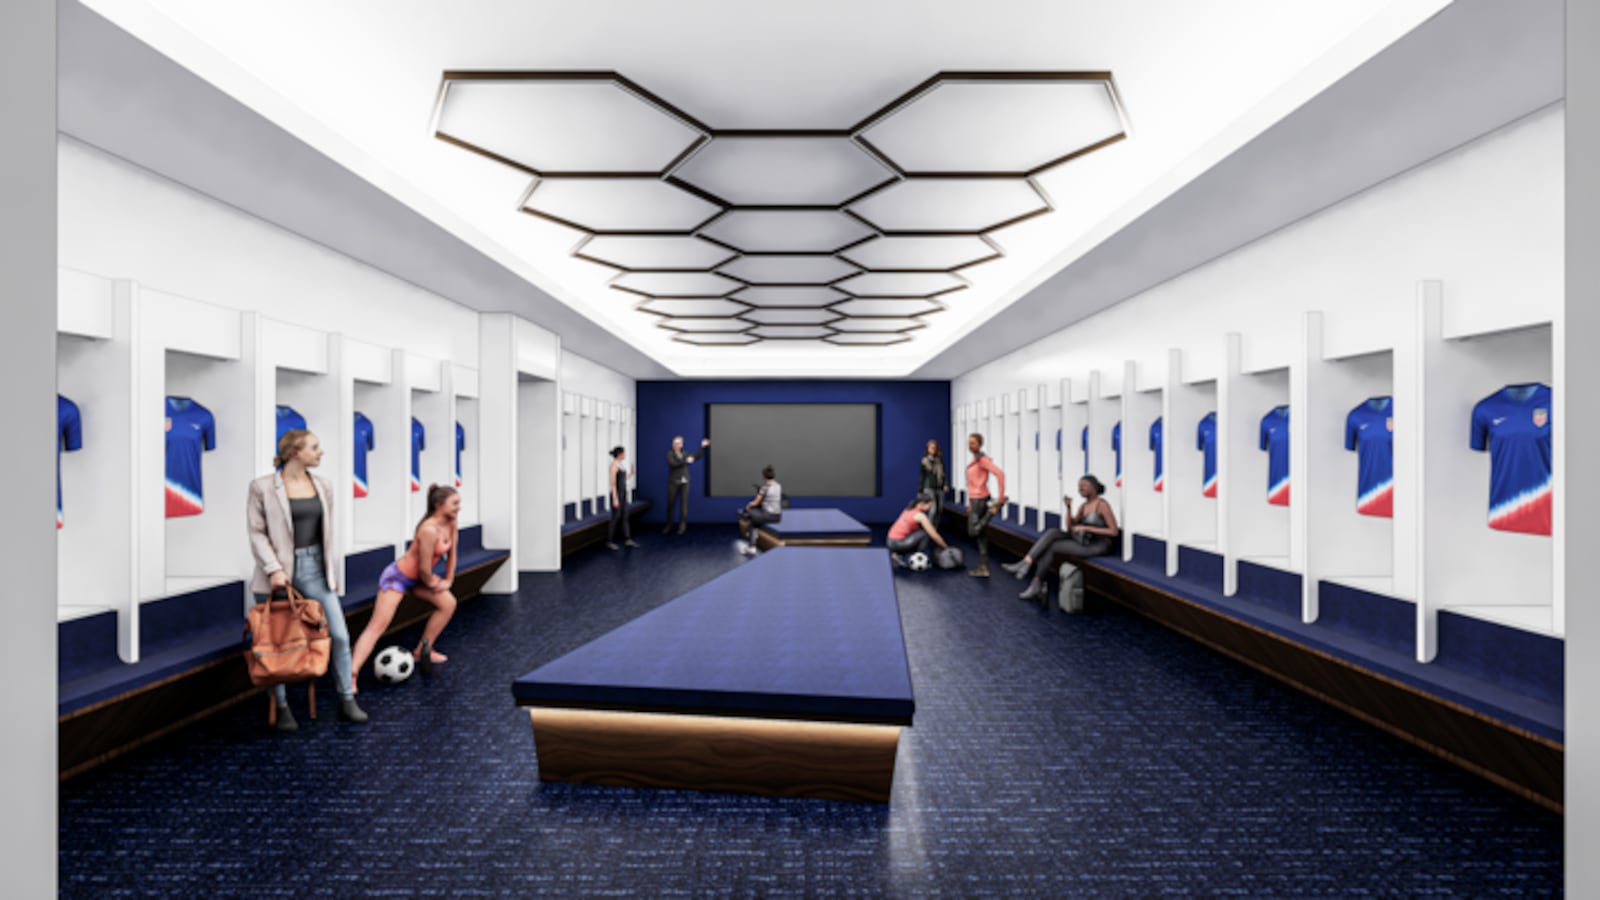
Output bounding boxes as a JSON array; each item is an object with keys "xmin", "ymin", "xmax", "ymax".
[
  {"xmin": 735, "ymin": 464, "xmax": 782, "ymax": 556},
  {"xmin": 887, "ymin": 491, "xmax": 951, "ymax": 569},
  {"xmin": 1001, "ymin": 475, "xmax": 1120, "ymax": 601}
]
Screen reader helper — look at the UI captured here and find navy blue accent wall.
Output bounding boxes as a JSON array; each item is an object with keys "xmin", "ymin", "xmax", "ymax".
[{"xmin": 636, "ymin": 380, "xmax": 950, "ymax": 525}]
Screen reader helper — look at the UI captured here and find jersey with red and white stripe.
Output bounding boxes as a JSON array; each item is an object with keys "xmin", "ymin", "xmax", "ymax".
[
  {"xmin": 58, "ymin": 395, "xmax": 82, "ymax": 528},
  {"xmin": 353, "ymin": 411, "xmax": 375, "ymax": 498},
  {"xmin": 1111, "ymin": 422, "xmax": 1122, "ymax": 487},
  {"xmin": 455, "ymin": 421, "xmax": 466, "ymax": 488},
  {"xmin": 1345, "ymin": 397, "xmax": 1394, "ymax": 518},
  {"xmin": 1470, "ymin": 383, "xmax": 1552, "ymax": 536},
  {"xmin": 410, "ymin": 417, "xmax": 425, "ymax": 493},
  {"xmin": 1259, "ymin": 406, "xmax": 1290, "ymax": 506},
  {"xmin": 165, "ymin": 397, "xmax": 215, "ymax": 518},
  {"xmin": 1198, "ymin": 412, "xmax": 1218, "ymax": 498},
  {"xmin": 1149, "ymin": 417, "xmax": 1164, "ymax": 492}
]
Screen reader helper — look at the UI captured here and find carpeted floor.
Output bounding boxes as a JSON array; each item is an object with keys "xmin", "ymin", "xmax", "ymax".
[{"xmin": 58, "ymin": 525, "xmax": 1562, "ymax": 897}]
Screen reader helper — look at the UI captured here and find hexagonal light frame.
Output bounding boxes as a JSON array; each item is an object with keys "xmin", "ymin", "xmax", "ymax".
[{"xmin": 433, "ymin": 69, "xmax": 1129, "ymax": 346}]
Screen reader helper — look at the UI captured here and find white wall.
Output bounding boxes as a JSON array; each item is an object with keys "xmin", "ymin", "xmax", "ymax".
[{"xmin": 955, "ymin": 104, "xmax": 1562, "ymax": 399}]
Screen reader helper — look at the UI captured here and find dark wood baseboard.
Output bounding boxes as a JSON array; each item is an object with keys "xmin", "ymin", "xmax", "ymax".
[
  {"xmin": 527, "ymin": 707, "xmax": 902, "ymax": 803},
  {"xmin": 59, "ymin": 556, "xmax": 507, "ymax": 780},
  {"xmin": 1080, "ymin": 566, "xmax": 1564, "ymax": 812},
  {"xmin": 752, "ymin": 530, "xmax": 872, "ymax": 551}
]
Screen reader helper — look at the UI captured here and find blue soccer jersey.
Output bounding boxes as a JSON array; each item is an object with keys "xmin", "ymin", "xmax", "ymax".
[
  {"xmin": 58, "ymin": 395, "xmax": 83, "ymax": 529},
  {"xmin": 1470, "ymin": 383, "xmax": 1552, "ymax": 536},
  {"xmin": 353, "ymin": 411, "xmax": 375, "ymax": 498},
  {"xmin": 455, "ymin": 421, "xmax": 466, "ymax": 488},
  {"xmin": 274, "ymin": 405, "xmax": 306, "ymax": 456},
  {"xmin": 1345, "ymin": 397, "xmax": 1394, "ymax": 518},
  {"xmin": 1055, "ymin": 428, "xmax": 1062, "ymax": 475},
  {"xmin": 410, "ymin": 417, "xmax": 425, "ymax": 493},
  {"xmin": 1198, "ymin": 412, "xmax": 1218, "ymax": 498},
  {"xmin": 1149, "ymin": 417, "xmax": 1164, "ymax": 492},
  {"xmin": 1080, "ymin": 425, "xmax": 1088, "ymax": 475},
  {"xmin": 1112, "ymin": 421, "xmax": 1122, "ymax": 487},
  {"xmin": 165, "ymin": 397, "xmax": 215, "ymax": 518},
  {"xmin": 1259, "ymin": 405, "xmax": 1291, "ymax": 506}
]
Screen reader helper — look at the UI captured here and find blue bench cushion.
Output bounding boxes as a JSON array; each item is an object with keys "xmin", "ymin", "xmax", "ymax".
[
  {"xmin": 514, "ymin": 547, "xmax": 915, "ymax": 724},
  {"xmin": 562, "ymin": 500, "xmax": 649, "ymax": 535},
  {"xmin": 760, "ymin": 509, "xmax": 870, "ymax": 539},
  {"xmin": 1084, "ymin": 549, "xmax": 1563, "ymax": 743}
]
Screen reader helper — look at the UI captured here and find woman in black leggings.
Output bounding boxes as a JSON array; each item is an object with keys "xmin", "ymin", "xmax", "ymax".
[
  {"xmin": 1002, "ymin": 475, "xmax": 1119, "ymax": 601},
  {"xmin": 606, "ymin": 446, "xmax": 640, "ymax": 550}
]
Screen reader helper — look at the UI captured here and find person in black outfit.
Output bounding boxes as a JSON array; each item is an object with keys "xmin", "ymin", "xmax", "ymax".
[
  {"xmin": 606, "ymin": 446, "xmax": 640, "ymax": 550},
  {"xmin": 662, "ymin": 435, "xmax": 710, "ymax": 535}
]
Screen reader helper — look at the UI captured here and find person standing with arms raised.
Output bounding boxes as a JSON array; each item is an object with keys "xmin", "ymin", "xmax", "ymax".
[
  {"xmin": 662, "ymin": 435, "xmax": 710, "ymax": 535},
  {"xmin": 965, "ymin": 433, "xmax": 1007, "ymax": 577}
]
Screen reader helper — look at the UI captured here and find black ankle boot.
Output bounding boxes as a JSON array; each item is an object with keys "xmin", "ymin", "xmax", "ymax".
[
  {"xmin": 338, "ymin": 697, "xmax": 369, "ymax": 723},
  {"xmin": 275, "ymin": 703, "xmax": 299, "ymax": 732},
  {"xmin": 1019, "ymin": 579, "xmax": 1044, "ymax": 601}
]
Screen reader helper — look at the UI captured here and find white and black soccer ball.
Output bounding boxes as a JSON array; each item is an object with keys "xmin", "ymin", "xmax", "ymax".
[
  {"xmin": 374, "ymin": 645, "xmax": 414, "ymax": 684},
  {"xmin": 907, "ymin": 552, "xmax": 931, "ymax": 572}
]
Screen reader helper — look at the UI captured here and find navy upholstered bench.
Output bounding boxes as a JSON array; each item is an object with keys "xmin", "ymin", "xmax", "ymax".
[
  {"xmin": 561, "ymin": 500, "xmax": 651, "ymax": 557},
  {"xmin": 514, "ymin": 546, "xmax": 915, "ymax": 801},
  {"xmin": 753, "ymin": 508, "xmax": 871, "ymax": 550},
  {"xmin": 1075, "ymin": 537, "xmax": 1563, "ymax": 810}
]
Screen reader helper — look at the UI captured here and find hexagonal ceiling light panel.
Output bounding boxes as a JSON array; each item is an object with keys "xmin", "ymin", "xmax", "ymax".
[
  {"xmin": 839, "ymin": 236, "xmax": 1000, "ymax": 272},
  {"xmin": 672, "ymin": 137, "xmax": 895, "ymax": 206},
  {"xmin": 575, "ymin": 235, "xmax": 736, "ymax": 271},
  {"xmin": 434, "ymin": 70, "xmax": 1129, "ymax": 348},
  {"xmin": 434, "ymin": 74, "xmax": 706, "ymax": 174},
  {"xmin": 716, "ymin": 255, "xmax": 860, "ymax": 285},
  {"xmin": 523, "ymin": 178, "xmax": 722, "ymax": 233},
  {"xmin": 699, "ymin": 210, "xmax": 875, "ymax": 254},
  {"xmin": 848, "ymin": 179, "xmax": 1049, "ymax": 234},
  {"xmin": 856, "ymin": 74, "xmax": 1126, "ymax": 176}
]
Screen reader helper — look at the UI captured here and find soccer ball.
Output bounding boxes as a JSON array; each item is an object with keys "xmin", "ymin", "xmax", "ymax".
[
  {"xmin": 374, "ymin": 645, "xmax": 414, "ymax": 684},
  {"xmin": 907, "ymin": 552, "xmax": 931, "ymax": 571}
]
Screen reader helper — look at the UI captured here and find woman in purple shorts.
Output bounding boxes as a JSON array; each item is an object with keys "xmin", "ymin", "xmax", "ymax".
[{"xmin": 349, "ymin": 484, "xmax": 461, "ymax": 691}]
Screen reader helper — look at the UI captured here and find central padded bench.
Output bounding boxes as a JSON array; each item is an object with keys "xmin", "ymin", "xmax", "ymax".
[
  {"xmin": 513, "ymin": 547, "xmax": 915, "ymax": 802},
  {"xmin": 752, "ymin": 508, "xmax": 871, "ymax": 551}
]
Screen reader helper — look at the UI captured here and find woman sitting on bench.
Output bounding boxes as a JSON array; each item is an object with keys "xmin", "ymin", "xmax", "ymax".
[{"xmin": 1002, "ymin": 475, "xmax": 1119, "ymax": 601}]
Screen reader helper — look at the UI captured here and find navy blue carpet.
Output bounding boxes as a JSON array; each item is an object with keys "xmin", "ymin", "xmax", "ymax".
[{"xmin": 59, "ymin": 527, "xmax": 1561, "ymax": 896}]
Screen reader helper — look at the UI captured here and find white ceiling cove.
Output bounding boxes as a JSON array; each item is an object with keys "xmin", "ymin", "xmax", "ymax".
[{"xmin": 69, "ymin": 0, "xmax": 1555, "ymax": 377}]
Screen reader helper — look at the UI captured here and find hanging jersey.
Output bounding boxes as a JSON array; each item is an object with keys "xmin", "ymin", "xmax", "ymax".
[
  {"xmin": 1112, "ymin": 421, "xmax": 1122, "ymax": 488},
  {"xmin": 410, "ymin": 417, "xmax": 425, "ymax": 493},
  {"xmin": 1149, "ymin": 417, "xmax": 1164, "ymax": 492},
  {"xmin": 58, "ymin": 395, "xmax": 83, "ymax": 528},
  {"xmin": 274, "ymin": 405, "xmax": 306, "ymax": 454},
  {"xmin": 1080, "ymin": 426, "xmax": 1088, "ymax": 476},
  {"xmin": 455, "ymin": 421, "xmax": 466, "ymax": 488},
  {"xmin": 165, "ymin": 397, "xmax": 216, "ymax": 517},
  {"xmin": 1470, "ymin": 384, "xmax": 1552, "ymax": 536},
  {"xmin": 1345, "ymin": 397, "xmax": 1394, "ymax": 518},
  {"xmin": 353, "ymin": 412, "xmax": 375, "ymax": 498},
  {"xmin": 1198, "ymin": 412, "xmax": 1218, "ymax": 498},
  {"xmin": 1055, "ymin": 428, "xmax": 1062, "ymax": 475},
  {"xmin": 1260, "ymin": 406, "xmax": 1290, "ymax": 506}
]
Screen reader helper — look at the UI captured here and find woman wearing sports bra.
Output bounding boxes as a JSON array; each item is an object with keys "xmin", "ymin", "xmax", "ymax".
[
  {"xmin": 349, "ymin": 484, "xmax": 461, "ymax": 690},
  {"xmin": 1002, "ymin": 475, "xmax": 1119, "ymax": 604}
]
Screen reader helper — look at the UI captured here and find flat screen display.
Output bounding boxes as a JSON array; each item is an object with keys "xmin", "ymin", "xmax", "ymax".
[{"xmin": 707, "ymin": 403, "xmax": 879, "ymax": 498}]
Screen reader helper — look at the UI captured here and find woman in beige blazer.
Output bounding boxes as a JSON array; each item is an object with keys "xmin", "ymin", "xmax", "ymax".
[{"xmin": 247, "ymin": 429, "xmax": 367, "ymax": 729}]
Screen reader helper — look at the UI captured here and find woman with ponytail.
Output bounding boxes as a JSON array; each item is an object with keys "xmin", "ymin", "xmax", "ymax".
[
  {"xmin": 246, "ymin": 429, "xmax": 367, "ymax": 729},
  {"xmin": 349, "ymin": 484, "xmax": 461, "ymax": 688}
]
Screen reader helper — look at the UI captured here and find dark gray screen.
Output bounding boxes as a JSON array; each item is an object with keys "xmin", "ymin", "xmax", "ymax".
[{"xmin": 707, "ymin": 404, "xmax": 878, "ymax": 497}]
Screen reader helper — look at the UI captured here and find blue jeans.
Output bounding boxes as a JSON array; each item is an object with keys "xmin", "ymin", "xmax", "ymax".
[{"xmin": 255, "ymin": 545, "xmax": 353, "ymax": 702}]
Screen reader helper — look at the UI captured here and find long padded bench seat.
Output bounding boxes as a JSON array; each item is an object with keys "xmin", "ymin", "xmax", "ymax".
[
  {"xmin": 514, "ymin": 546, "xmax": 914, "ymax": 801},
  {"xmin": 1073, "ymin": 535, "xmax": 1563, "ymax": 810},
  {"xmin": 753, "ymin": 508, "xmax": 871, "ymax": 549},
  {"xmin": 60, "ymin": 525, "xmax": 509, "ymax": 778},
  {"xmin": 561, "ymin": 499, "xmax": 651, "ymax": 556}
]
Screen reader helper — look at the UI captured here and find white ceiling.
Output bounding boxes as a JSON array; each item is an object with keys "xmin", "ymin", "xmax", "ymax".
[
  {"xmin": 62, "ymin": 0, "xmax": 1561, "ymax": 376},
  {"xmin": 66, "ymin": 0, "xmax": 1492, "ymax": 378}
]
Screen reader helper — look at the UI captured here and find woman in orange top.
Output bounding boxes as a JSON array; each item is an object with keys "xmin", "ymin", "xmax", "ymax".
[{"xmin": 349, "ymin": 484, "xmax": 460, "ymax": 691}]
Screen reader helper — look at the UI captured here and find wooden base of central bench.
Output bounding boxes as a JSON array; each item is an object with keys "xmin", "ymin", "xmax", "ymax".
[
  {"xmin": 753, "ymin": 530, "xmax": 871, "ymax": 551},
  {"xmin": 528, "ymin": 707, "xmax": 901, "ymax": 803}
]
